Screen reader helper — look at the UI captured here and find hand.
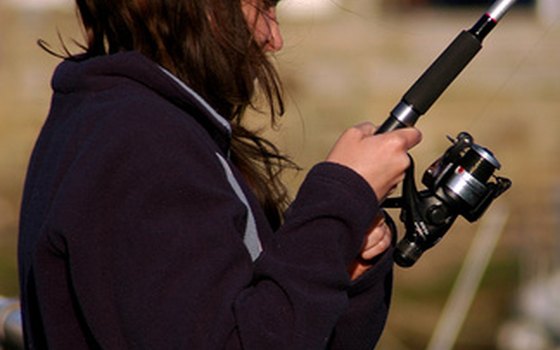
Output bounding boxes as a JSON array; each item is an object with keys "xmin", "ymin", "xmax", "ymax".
[
  {"xmin": 348, "ymin": 214, "xmax": 393, "ymax": 280},
  {"xmin": 326, "ymin": 122, "xmax": 422, "ymax": 200}
]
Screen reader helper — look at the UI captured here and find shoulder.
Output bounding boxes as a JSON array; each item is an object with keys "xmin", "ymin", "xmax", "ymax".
[
  {"xmin": 43, "ymin": 52, "xmax": 241, "ymax": 217},
  {"xmin": 51, "ymin": 52, "xmax": 230, "ymax": 156},
  {"xmin": 64, "ymin": 77, "xmax": 221, "ymax": 164}
]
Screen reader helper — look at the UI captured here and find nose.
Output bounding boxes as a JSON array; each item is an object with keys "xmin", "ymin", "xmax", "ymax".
[{"xmin": 264, "ymin": 18, "xmax": 283, "ymax": 52}]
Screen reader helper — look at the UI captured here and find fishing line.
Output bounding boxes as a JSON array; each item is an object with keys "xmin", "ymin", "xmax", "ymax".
[
  {"xmin": 466, "ymin": 11, "xmax": 560, "ymax": 132},
  {"xmin": 325, "ymin": 0, "xmax": 559, "ymax": 134}
]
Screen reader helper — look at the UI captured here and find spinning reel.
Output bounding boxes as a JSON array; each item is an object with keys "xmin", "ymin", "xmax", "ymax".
[{"xmin": 383, "ymin": 132, "xmax": 511, "ymax": 267}]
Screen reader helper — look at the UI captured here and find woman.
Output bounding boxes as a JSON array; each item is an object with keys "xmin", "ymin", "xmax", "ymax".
[{"xmin": 18, "ymin": 0, "xmax": 422, "ymax": 349}]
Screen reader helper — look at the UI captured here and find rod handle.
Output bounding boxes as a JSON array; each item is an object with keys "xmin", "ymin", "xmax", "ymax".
[{"xmin": 404, "ymin": 30, "xmax": 482, "ymax": 116}]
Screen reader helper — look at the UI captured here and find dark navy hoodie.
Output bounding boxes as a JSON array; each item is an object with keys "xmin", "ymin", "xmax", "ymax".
[{"xmin": 18, "ymin": 52, "xmax": 393, "ymax": 349}]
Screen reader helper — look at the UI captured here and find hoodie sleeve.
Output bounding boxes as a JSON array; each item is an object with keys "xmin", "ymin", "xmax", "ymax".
[
  {"xmin": 233, "ymin": 162, "xmax": 390, "ymax": 350},
  {"xmin": 328, "ymin": 247, "xmax": 394, "ymax": 350}
]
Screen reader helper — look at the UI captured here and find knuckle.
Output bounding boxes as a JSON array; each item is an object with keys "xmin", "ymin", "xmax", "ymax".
[
  {"xmin": 388, "ymin": 133, "xmax": 408, "ymax": 150},
  {"xmin": 401, "ymin": 153, "xmax": 411, "ymax": 168},
  {"xmin": 345, "ymin": 126, "xmax": 362, "ymax": 138}
]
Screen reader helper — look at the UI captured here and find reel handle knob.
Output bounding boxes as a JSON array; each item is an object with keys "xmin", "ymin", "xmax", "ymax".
[{"xmin": 394, "ymin": 239, "xmax": 424, "ymax": 267}]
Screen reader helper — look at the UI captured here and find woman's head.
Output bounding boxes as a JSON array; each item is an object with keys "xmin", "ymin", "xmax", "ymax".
[{"xmin": 75, "ymin": 0, "xmax": 283, "ymax": 119}]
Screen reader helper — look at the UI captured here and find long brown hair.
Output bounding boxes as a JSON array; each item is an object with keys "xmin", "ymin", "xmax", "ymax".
[{"xmin": 67, "ymin": 0, "xmax": 296, "ymax": 228}]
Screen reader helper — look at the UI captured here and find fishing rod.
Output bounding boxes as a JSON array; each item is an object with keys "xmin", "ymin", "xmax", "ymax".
[
  {"xmin": 376, "ymin": 0, "xmax": 518, "ymax": 133},
  {"xmin": 377, "ymin": 0, "xmax": 516, "ymax": 267}
]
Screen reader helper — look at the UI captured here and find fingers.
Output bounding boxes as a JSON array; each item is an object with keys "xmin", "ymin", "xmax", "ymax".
[
  {"xmin": 390, "ymin": 127, "xmax": 423, "ymax": 150},
  {"xmin": 352, "ymin": 122, "xmax": 376, "ymax": 137},
  {"xmin": 370, "ymin": 127, "xmax": 422, "ymax": 156},
  {"xmin": 352, "ymin": 122, "xmax": 422, "ymax": 149},
  {"xmin": 361, "ymin": 228, "xmax": 391, "ymax": 260},
  {"xmin": 360, "ymin": 214, "xmax": 392, "ymax": 260},
  {"xmin": 364, "ymin": 128, "xmax": 421, "ymax": 199},
  {"xmin": 348, "ymin": 213, "xmax": 394, "ymax": 279},
  {"xmin": 326, "ymin": 121, "xmax": 422, "ymax": 201}
]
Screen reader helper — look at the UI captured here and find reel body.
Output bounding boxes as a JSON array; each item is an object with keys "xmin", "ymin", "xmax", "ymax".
[{"xmin": 384, "ymin": 132, "xmax": 511, "ymax": 267}]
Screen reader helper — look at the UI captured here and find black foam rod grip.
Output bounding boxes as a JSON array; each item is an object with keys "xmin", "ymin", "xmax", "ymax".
[{"xmin": 403, "ymin": 30, "xmax": 482, "ymax": 115}]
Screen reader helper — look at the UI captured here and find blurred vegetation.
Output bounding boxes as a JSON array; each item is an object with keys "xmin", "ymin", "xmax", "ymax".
[
  {"xmin": 0, "ymin": 4, "xmax": 79, "ymax": 296},
  {"xmin": 1, "ymin": 1, "xmax": 559, "ymax": 349}
]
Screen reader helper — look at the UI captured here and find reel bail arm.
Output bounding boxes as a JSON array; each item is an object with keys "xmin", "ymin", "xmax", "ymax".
[{"xmin": 384, "ymin": 132, "xmax": 512, "ymax": 267}]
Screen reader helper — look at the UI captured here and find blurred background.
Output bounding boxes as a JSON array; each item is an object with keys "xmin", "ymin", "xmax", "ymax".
[{"xmin": 0, "ymin": 0, "xmax": 559, "ymax": 349}]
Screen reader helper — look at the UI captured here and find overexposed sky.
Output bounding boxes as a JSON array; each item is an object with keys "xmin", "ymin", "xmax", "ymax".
[
  {"xmin": 279, "ymin": 0, "xmax": 340, "ymax": 20},
  {"xmin": 3, "ymin": 0, "xmax": 72, "ymax": 11}
]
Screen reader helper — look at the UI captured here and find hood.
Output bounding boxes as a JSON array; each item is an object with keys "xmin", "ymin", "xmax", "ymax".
[{"xmin": 51, "ymin": 51, "xmax": 232, "ymax": 152}]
